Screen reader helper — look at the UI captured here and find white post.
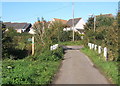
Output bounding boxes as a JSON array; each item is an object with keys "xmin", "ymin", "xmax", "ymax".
[
  {"xmin": 94, "ymin": 45, "xmax": 97, "ymax": 51},
  {"xmin": 90, "ymin": 43, "xmax": 92, "ymax": 49},
  {"xmin": 98, "ymin": 46, "xmax": 101, "ymax": 54},
  {"xmin": 92, "ymin": 44, "xmax": 94, "ymax": 49},
  {"xmin": 104, "ymin": 47, "xmax": 107, "ymax": 61},
  {"xmin": 72, "ymin": 2, "xmax": 75, "ymax": 41},
  {"xmin": 91, "ymin": 43, "xmax": 93, "ymax": 49},
  {"xmin": 50, "ymin": 44, "xmax": 59, "ymax": 51}
]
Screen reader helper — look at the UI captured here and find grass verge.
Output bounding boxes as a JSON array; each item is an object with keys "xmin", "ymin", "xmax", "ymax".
[
  {"xmin": 59, "ymin": 41, "xmax": 83, "ymax": 46},
  {"xmin": 80, "ymin": 47, "xmax": 118, "ymax": 84}
]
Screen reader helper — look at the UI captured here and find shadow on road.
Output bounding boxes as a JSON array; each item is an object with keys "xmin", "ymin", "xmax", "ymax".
[{"xmin": 62, "ymin": 45, "xmax": 84, "ymax": 50}]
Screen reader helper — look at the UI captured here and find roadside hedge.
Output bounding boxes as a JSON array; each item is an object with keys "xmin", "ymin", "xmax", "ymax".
[{"xmin": 2, "ymin": 47, "xmax": 63, "ymax": 85}]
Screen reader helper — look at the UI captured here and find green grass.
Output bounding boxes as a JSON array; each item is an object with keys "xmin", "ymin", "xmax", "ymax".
[
  {"xmin": 80, "ymin": 48, "xmax": 118, "ymax": 84},
  {"xmin": 2, "ymin": 47, "xmax": 63, "ymax": 85},
  {"xmin": 59, "ymin": 41, "xmax": 83, "ymax": 46}
]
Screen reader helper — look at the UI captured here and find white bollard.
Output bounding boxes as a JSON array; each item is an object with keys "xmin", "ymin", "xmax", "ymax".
[
  {"xmin": 104, "ymin": 47, "xmax": 107, "ymax": 61},
  {"xmin": 50, "ymin": 44, "xmax": 59, "ymax": 51},
  {"xmin": 55, "ymin": 44, "xmax": 59, "ymax": 48},
  {"xmin": 94, "ymin": 45, "xmax": 97, "ymax": 51},
  {"xmin": 91, "ymin": 43, "xmax": 93, "ymax": 49},
  {"xmin": 50, "ymin": 46, "xmax": 53, "ymax": 50},
  {"xmin": 98, "ymin": 46, "xmax": 101, "ymax": 54},
  {"xmin": 90, "ymin": 43, "xmax": 92, "ymax": 49},
  {"xmin": 92, "ymin": 44, "xmax": 94, "ymax": 49},
  {"xmin": 53, "ymin": 45, "xmax": 56, "ymax": 50}
]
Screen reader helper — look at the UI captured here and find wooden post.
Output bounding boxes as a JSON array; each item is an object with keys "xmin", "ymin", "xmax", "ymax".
[
  {"xmin": 94, "ymin": 16, "xmax": 96, "ymax": 32},
  {"xmin": 32, "ymin": 36, "xmax": 34, "ymax": 55}
]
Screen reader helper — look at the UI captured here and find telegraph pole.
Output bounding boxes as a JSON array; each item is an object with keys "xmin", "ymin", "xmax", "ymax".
[
  {"xmin": 94, "ymin": 15, "xmax": 96, "ymax": 32},
  {"xmin": 72, "ymin": 2, "xmax": 75, "ymax": 41}
]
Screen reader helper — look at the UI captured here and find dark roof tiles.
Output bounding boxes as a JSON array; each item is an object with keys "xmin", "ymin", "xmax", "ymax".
[
  {"xmin": 67, "ymin": 18, "xmax": 81, "ymax": 27},
  {"xmin": 53, "ymin": 18, "xmax": 67, "ymax": 24},
  {"xmin": 4, "ymin": 22, "xmax": 31, "ymax": 29}
]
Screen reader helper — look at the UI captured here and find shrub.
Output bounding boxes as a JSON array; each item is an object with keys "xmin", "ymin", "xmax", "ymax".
[
  {"xmin": 2, "ymin": 47, "xmax": 63, "ymax": 85},
  {"xmin": 84, "ymin": 14, "xmax": 118, "ymax": 61}
]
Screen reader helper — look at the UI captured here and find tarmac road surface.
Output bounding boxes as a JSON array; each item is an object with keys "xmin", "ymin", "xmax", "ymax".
[{"xmin": 53, "ymin": 46, "xmax": 110, "ymax": 84}]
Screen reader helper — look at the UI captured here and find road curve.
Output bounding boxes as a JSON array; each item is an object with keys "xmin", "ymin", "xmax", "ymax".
[{"xmin": 53, "ymin": 46, "xmax": 110, "ymax": 84}]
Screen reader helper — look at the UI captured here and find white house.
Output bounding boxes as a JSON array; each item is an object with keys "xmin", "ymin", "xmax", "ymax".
[
  {"xmin": 4, "ymin": 22, "xmax": 32, "ymax": 33},
  {"xmin": 28, "ymin": 27, "xmax": 36, "ymax": 34},
  {"xmin": 63, "ymin": 18, "xmax": 85, "ymax": 34}
]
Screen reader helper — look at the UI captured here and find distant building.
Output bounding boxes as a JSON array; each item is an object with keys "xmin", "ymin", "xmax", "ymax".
[
  {"xmin": 63, "ymin": 18, "xmax": 85, "ymax": 34},
  {"xmin": 48, "ymin": 18, "xmax": 68, "ymax": 28},
  {"xmin": 96, "ymin": 14, "xmax": 114, "ymax": 18},
  {"xmin": 4, "ymin": 22, "xmax": 32, "ymax": 33},
  {"xmin": 51, "ymin": 18, "xmax": 67, "ymax": 24},
  {"xmin": 32, "ymin": 17, "xmax": 85, "ymax": 34},
  {"xmin": 31, "ymin": 21, "xmax": 47, "ymax": 34}
]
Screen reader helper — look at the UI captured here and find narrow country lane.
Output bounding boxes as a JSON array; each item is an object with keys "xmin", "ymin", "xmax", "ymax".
[{"xmin": 53, "ymin": 46, "xmax": 110, "ymax": 84}]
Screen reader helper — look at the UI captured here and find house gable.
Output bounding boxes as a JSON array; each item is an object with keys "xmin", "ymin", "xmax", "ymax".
[
  {"xmin": 75, "ymin": 18, "xmax": 85, "ymax": 29},
  {"xmin": 63, "ymin": 18, "xmax": 85, "ymax": 33},
  {"xmin": 67, "ymin": 18, "xmax": 81, "ymax": 27}
]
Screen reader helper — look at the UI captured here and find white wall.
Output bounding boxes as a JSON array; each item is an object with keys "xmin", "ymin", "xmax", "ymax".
[
  {"xmin": 16, "ymin": 29, "xmax": 22, "ymax": 33},
  {"xmin": 75, "ymin": 19, "xmax": 85, "ymax": 29},
  {"xmin": 29, "ymin": 28, "xmax": 35, "ymax": 34},
  {"xmin": 63, "ymin": 27, "xmax": 72, "ymax": 31}
]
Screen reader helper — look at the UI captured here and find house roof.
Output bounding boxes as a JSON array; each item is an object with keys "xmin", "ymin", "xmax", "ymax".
[
  {"xmin": 53, "ymin": 18, "xmax": 67, "ymax": 24},
  {"xmin": 67, "ymin": 18, "xmax": 81, "ymax": 27},
  {"xmin": 96, "ymin": 14, "xmax": 114, "ymax": 17},
  {"xmin": 33, "ymin": 21, "xmax": 47, "ymax": 28},
  {"xmin": 4, "ymin": 22, "xmax": 32, "ymax": 29},
  {"xmin": 77, "ymin": 29, "xmax": 84, "ymax": 32}
]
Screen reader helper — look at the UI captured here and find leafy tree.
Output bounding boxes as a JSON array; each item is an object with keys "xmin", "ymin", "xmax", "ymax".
[
  {"xmin": 49, "ymin": 20, "xmax": 66, "ymax": 43},
  {"xmin": 1, "ymin": 25, "xmax": 18, "ymax": 59},
  {"xmin": 84, "ymin": 14, "xmax": 118, "ymax": 61},
  {"xmin": 95, "ymin": 15, "xmax": 114, "ymax": 28},
  {"xmin": 33, "ymin": 17, "xmax": 47, "ymax": 45},
  {"xmin": 1, "ymin": 22, "xmax": 32, "ymax": 59}
]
